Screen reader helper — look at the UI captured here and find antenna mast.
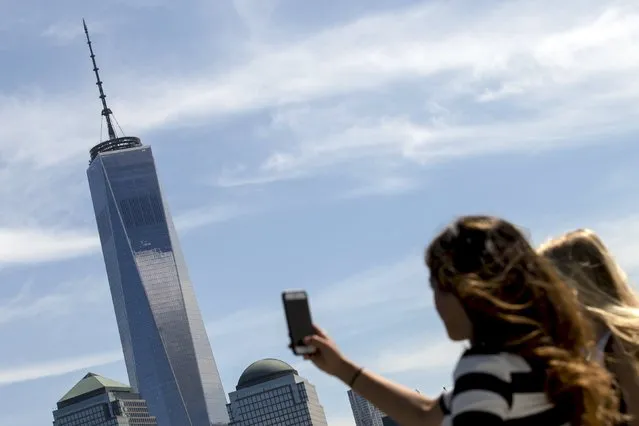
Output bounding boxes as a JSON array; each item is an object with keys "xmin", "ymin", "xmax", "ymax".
[{"xmin": 83, "ymin": 19, "xmax": 117, "ymax": 141}]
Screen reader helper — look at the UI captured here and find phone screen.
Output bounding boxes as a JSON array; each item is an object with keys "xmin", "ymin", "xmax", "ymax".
[{"xmin": 282, "ymin": 291, "xmax": 315, "ymax": 354}]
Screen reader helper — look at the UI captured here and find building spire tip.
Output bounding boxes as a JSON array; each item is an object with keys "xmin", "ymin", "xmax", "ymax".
[{"xmin": 83, "ymin": 19, "xmax": 117, "ymax": 141}]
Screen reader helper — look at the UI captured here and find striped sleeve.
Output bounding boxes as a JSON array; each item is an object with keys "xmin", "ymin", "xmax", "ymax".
[{"xmin": 449, "ymin": 353, "xmax": 513, "ymax": 425}]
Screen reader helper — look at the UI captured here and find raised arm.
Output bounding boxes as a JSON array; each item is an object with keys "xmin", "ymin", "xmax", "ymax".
[
  {"xmin": 335, "ymin": 358, "xmax": 444, "ymax": 426},
  {"xmin": 304, "ymin": 326, "xmax": 444, "ymax": 426}
]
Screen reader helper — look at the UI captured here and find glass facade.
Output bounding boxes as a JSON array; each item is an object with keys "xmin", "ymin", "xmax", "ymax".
[
  {"xmin": 54, "ymin": 403, "xmax": 114, "ymax": 426},
  {"xmin": 53, "ymin": 390, "xmax": 157, "ymax": 426},
  {"xmin": 87, "ymin": 145, "xmax": 229, "ymax": 426},
  {"xmin": 347, "ymin": 390, "xmax": 385, "ymax": 426},
  {"xmin": 227, "ymin": 363, "xmax": 328, "ymax": 426}
]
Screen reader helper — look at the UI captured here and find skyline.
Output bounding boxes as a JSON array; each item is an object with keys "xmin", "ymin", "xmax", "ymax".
[{"xmin": 2, "ymin": 1, "xmax": 639, "ymax": 425}]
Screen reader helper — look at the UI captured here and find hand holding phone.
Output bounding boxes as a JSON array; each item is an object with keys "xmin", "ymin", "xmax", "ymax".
[{"xmin": 282, "ymin": 290, "xmax": 317, "ymax": 355}]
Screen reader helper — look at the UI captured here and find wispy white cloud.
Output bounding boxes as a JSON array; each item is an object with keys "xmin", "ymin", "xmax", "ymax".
[
  {"xmin": 205, "ymin": 1, "xmax": 639, "ymax": 186},
  {"xmin": 0, "ymin": 351, "xmax": 122, "ymax": 387},
  {"xmin": 231, "ymin": 0, "xmax": 279, "ymax": 38},
  {"xmin": 0, "ymin": 277, "xmax": 108, "ymax": 325},
  {"xmin": 0, "ymin": 93, "xmax": 93, "ymax": 168},
  {"xmin": 0, "ymin": 0, "xmax": 635, "ymax": 224},
  {"xmin": 337, "ymin": 175, "xmax": 418, "ymax": 200},
  {"xmin": 207, "ymin": 253, "xmax": 428, "ymax": 340},
  {"xmin": 41, "ymin": 21, "xmax": 105, "ymax": 45},
  {"xmin": 0, "ymin": 201, "xmax": 250, "ymax": 266},
  {"xmin": 173, "ymin": 203, "xmax": 256, "ymax": 234},
  {"xmin": 218, "ymin": 99, "xmax": 639, "ymax": 187},
  {"xmin": 0, "ymin": 228, "xmax": 99, "ymax": 264},
  {"xmin": 207, "ymin": 308, "xmax": 281, "ymax": 339},
  {"xmin": 7, "ymin": 0, "xmax": 637, "ymax": 170},
  {"xmin": 370, "ymin": 338, "xmax": 465, "ymax": 375},
  {"xmin": 311, "ymin": 255, "xmax": 426, "ymax": 314}
]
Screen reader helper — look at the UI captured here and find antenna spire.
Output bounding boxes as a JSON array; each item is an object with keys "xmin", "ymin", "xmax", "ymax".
[{"xmin": 83, "ymin": 19, "xmax": 117, "ymax": 141}]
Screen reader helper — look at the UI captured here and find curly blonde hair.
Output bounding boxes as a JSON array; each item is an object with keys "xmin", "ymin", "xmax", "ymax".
[{"xmin": 426, "ymin": 216, "xmax": 620, "ymax": 426}]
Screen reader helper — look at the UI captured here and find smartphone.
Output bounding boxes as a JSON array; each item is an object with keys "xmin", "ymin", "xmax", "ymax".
[{"xmin": 282, "ymin": 290, "xmax": 317, "ymax": 355}]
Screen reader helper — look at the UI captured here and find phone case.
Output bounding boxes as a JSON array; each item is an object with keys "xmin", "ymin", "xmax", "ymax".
[{"xmin": 282, "ymin": 290, "xmax": 314, "ymax": 355}]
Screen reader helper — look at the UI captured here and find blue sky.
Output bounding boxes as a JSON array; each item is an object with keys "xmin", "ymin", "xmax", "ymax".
[{"xmin": 2, "ymin": 0, "xmax": 639, "ymax": 425}]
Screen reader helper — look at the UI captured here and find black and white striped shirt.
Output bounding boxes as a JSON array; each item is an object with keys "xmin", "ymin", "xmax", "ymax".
[{"xmin": 440, "ymin": 347, "xmax": 570, "ymax": 425}]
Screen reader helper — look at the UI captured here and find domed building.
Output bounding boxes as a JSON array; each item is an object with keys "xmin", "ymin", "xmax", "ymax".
[
  {"xmin": 52, "ymin": 372, "xmax": 157, "ymax": 426},
  {"xmin": 226, "ymin": 358, "xmax": 328, "ymax": 426}
]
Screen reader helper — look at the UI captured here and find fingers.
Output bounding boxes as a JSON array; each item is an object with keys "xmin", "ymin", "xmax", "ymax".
[
  {"xmin": 304, "ymin": 334, "xmax": 330, "ymax": 350},
  {"xmin": 289, "ymin": 325, "xmax": 331, "ymax": 360},
  {"xmin": 312, "ymin": 324, "xmax": 328, "ymax": 338}
]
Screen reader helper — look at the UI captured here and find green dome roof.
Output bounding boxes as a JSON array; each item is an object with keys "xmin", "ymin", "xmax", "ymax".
[
  {"xmin": 57, "ymin": 372, "xmax": 130, "ymax": 408},
  {"xmin": 237, "ymin": 359, "xmax": 298, "ymax": 390}
]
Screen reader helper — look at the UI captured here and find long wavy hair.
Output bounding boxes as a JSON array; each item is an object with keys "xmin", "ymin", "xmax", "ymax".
[
  {"xmin": 426, "ymin": 216, "xmax": 620, "ymax": 426},
  {"xmin": 539, "ymin": 229, "xmax": 639, "ymax": 368}
]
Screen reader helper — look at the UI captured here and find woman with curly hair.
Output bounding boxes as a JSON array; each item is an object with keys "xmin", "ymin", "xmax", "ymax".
[
  {"xmin": 300, "ymin": 216, "xmax": 620, "ymax": 426},
  {"xmin": 540, "ymin": 229, "xmax": 639, "ymax": 426}
]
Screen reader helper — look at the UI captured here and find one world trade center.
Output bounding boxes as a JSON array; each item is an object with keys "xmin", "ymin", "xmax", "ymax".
[{"xmin": 82, "ymin": 21, "xmax": 229, "ymax": 426}]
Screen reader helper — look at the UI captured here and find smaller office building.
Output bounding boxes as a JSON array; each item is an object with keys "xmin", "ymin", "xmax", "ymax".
[
  {"xmin": 347, "ymin": 390, "xmax": 385, "ymax": 426},
  {"xmin": 227, "ymin": 358, "xmax": 328, "ymax": 426},
  {"xmin": 52, "ymin": 372, "xmax": 157, "ymax": 426}
]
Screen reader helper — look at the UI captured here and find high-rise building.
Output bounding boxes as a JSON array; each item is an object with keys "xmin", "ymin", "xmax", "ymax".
[
  {"xmin": 52, "ymin": 372, "xmax": 157, "ymax": 426},
  {"xmin": 347, "ymin": 390, "xmax": 385, "ymax": 426},
  {"xmin": 226, "ymin": 358, "xmax": 329, "ymax": 426},
  {"xmin": 82, "ymin": 21, "xmax": 229, "ymax": 426}
]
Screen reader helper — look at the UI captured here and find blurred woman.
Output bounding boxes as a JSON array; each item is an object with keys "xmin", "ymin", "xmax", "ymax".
[
  {"xmin": 540, "ymin": 229, "xmax": 639, "ymax": 426},
  {"xmin": 301, "ymin": 216, "xmax": 620, "ymax": 426}
]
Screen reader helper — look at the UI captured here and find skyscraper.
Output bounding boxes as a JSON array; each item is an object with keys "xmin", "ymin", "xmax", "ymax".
[
  {"xmin": 83, "ymin": 20, "xmax": 229, "ymax": 426},
  {"xmin": 226, "ymin": 359, "xmax": 329, "ymax": 426},
  {"xmin": 347, "ymin": 390, "xmax": 385, "ymax": 426},
  {"xmin": 52, "ymin": 372, "xmax": 157, "ymax": 426}
]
